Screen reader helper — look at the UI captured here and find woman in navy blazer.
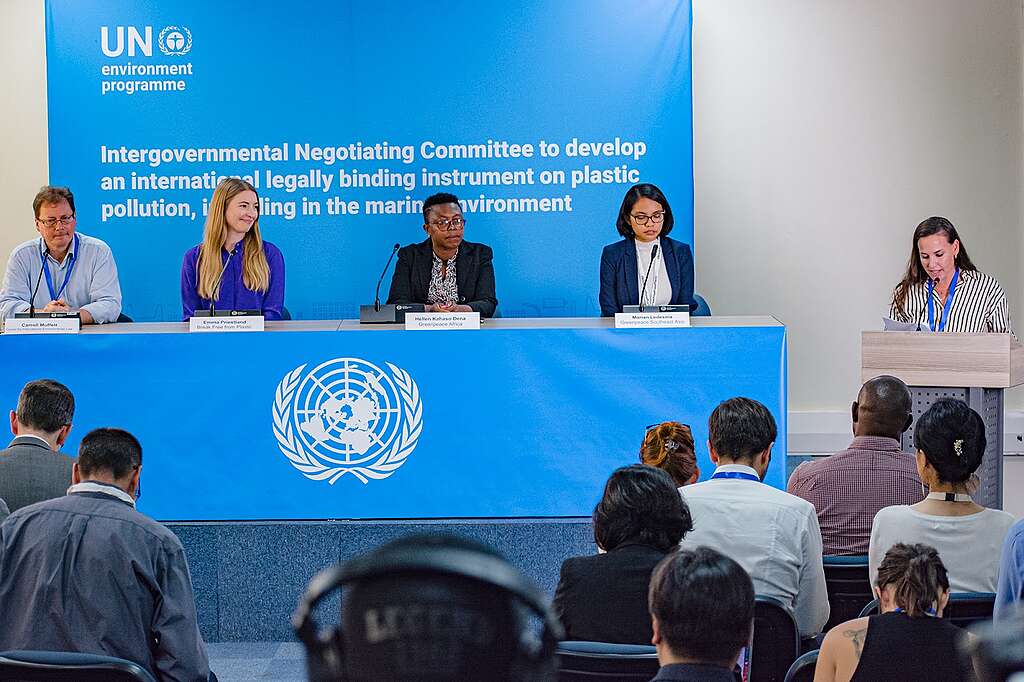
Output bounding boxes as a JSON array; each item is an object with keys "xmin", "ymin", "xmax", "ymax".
[{"xmin": 599, "ymin": 183, "xmax": 696, "ymax": 316}]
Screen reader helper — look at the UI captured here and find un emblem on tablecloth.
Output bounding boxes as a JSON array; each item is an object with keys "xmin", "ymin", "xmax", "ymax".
[{"xmin": 272, "ymin": 358, "xmax": 423, "ymax": 484}]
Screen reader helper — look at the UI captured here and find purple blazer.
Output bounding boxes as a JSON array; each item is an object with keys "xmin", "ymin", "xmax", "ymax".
[{"xmin": 180, "ymin": 241, "xmax": 285, "ymax": 320}]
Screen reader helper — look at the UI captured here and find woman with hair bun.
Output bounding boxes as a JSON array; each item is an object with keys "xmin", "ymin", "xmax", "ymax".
[
  {"xmin": 869, "ymin": 398, "xmax": 1015, "ymax": 593},
  {"xmin": 640, "ymin": 421, "xmax": 700, "ymax": 487},
  {"xmin": 815, "ymin": 543, "xmax": 968, "ymax": 682}
]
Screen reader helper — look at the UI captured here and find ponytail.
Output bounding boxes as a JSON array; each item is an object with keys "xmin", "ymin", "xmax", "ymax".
[
  {"xmin": 875, "ymin": 543, "xmax": 949, "ymax": 617},
  {"xmin": 640, "ymin": 422, "xmax": 697, "ymax": 487}
]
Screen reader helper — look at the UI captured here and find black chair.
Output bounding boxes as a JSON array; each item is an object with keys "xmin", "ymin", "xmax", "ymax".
[
  {"xmin": 115, "ymin": 313, "xmax": 133, "ymax": 323},
  {"xmin": 0, "ymin": 650, "xmax": 156, "ymax": 682},
  {"xmin": 822, "ymin": 555, "xmax": 872, "ymax": 632},
  {"xmin": 751, "ymin": 596, "xmax": 800, "ymax": 682},
  {"xmin": 280, "ymin": 306, "xmax": 291, "ymax": 321},
  {"xmin": 555, "ymin": 641, "xmax": 659, "ymax": 681},
  {"xmin": 783, "ymin": 650, "xmax": 819, "ymax": 682},
  {"xmin": 857, "ymin": 592, "xmax": 996, "ymax": 628}
]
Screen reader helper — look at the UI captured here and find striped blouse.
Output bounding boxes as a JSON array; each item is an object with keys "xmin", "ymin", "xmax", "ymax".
[{"xmin": 889, "ymin": 269, "xmax": 1012, "ymax": 334}]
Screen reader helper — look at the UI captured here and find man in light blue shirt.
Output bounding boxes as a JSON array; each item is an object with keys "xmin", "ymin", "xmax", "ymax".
[
  {"xmin": 0, "ymin": 186, "xmax": 121, "ymax": 324},
  {"xmin": 995, "ymin": 519, "xmax": 1024, "ymax": 623}
]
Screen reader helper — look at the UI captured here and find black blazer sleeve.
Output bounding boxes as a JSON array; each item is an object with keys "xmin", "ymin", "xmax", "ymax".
[
  {"xmin": 465, "ymin": 245, "xmax": 497, "ymax": 318},
  {"xmin": 675, "ymin": 242, "xmax": 696, "ymax": 310},
  {"xmin": 385, "ymin": 246, "xmax": 416, "ymax": 305},
  {"xmin": 552, "ymin": 558, "xmax": 581, "ymax": 638},
  {"xmin": 598, "ymin": 244, "xmax": 619, "ymax": 317}
]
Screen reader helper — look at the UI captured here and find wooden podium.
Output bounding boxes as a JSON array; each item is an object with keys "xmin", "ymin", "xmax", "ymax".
[{"xmin": 862, "ymin": 332, "xmax": 1023, "ymax": 509}]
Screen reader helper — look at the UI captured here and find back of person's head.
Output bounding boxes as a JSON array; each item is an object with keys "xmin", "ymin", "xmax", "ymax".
[
  {"xmin": 77, "ymin": 428, "xmax": 142, "ymax": 479},
  {"xmin": 914, "ymin": 398, "xmax": 985, "ymax": 484},
  {"xmin": 293, "ymin": 534, "xmax": 560, "ymax": 681},
  {"xmin": 16, "ymin": 379, "xmax": 74, "ymax": 434},
  {"xmin": 855, "ymin": 375, "xmax": 913, "ymax": 438},
  {"xmin": 875, "ymin": 543, "xmax": 950, "ymax": 617},
  {"xmin": 648, "ymin": 546, "xmax": 755, "ymax": 666},
  {"xmin": 707, "ymin": 397, "xmax": 777, "ymax": 463},
  {"xmin": 640, "ymin": 422, "xmax": 698, "ymax": 486},
  {"xmin": 593, "ymin": 464, "xmax": 693, "ymax": 552}
]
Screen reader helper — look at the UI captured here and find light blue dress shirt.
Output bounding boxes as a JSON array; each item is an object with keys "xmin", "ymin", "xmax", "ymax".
[{"xmin": 0, "ymin": 232, "xmax": 122, "ymax": 323}]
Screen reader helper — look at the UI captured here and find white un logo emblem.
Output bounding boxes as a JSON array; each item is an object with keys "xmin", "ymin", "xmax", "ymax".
[
  {"xmin": 272, "ymin": 358, "xmax": 423, "ymax": 484},
  {"xmin": 158, "ymin": 26, "xmax": 192, "ymax": 56}
]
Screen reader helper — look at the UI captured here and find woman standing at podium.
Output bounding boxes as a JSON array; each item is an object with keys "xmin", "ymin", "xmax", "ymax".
[
  {"xmin": 181, "ymin": 178, "xmax": 285, "ymax": 320},
  {"xmin": 598, "ymin": 183, "xmax": 696, "ymax": 316},
  {"xmin": 889, "ymin": 217, "xmax": 1011, "ymax": 333}
]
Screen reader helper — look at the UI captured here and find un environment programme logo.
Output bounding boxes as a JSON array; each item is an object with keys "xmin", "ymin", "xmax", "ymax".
[
  {"xmin": 158, "ymin": 26, "xmax": 192, "ymax": 56},
  {"xmin": 273, "ymin": 358, "xmax": 423, "ymax": 485}
]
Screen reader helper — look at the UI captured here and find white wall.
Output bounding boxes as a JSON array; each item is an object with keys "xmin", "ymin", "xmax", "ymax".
[
  {"xmin": 0, "ymin": 0, "xmax": 48, "ymax": 262},
  {"xmin": 1, "ymin": 0, "xmax": 1022, "ymax": 420},
  {"xmin": 693, "ymin": 0, "xmax": 1024, "ymax": 415}
]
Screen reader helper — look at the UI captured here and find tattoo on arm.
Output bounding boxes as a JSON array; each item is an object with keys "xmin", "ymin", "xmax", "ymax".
[{"xmin": 843, "ymin": 627, "xmax": 867, "ymax": 659}]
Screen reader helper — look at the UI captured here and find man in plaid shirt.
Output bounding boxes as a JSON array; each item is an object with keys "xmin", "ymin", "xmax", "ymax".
[{"xmin": 788, "ymin": 376, "xmax": 923, "ymax": 556}]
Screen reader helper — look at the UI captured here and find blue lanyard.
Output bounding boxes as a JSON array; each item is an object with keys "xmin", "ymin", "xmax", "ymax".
[
  {"xmin": 926, "ymin": 268, "xmax": 958, "ymax": 332},
  {"xmin": 711, "ymin": 471, "xmax": 760, "ymax": 482},
  {"xmin": 40, "ymin": 234, "xmax": 79, "ymax": 302}
]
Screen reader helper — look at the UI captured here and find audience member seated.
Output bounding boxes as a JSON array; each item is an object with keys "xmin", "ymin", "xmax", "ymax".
[
  {"xmin": 0, "ymin": 428, "xmax": 215, "ymax": 682},
  {"xmin": 680, "ymin": 397, "xmax": 829, "ymax": 638},
  {"xmin": 869, "ymin": 398, "xmax": 1015, "ymax": 593},
  {"xmin": 640, "ymin": 421, "xmax": 700, "ymax": 486},
  {"xmin": 0, "ymin": 379, "xmax": 75, "ymax": 513},
  {"xmin": 294, "ymin": 534, "xmax": 559, "ymax": 681},
  {"xmin": 788, "ymin": 375, "xmax": 922, "ymax": 556},
  {"xmin": 647, "ymin": 546, "xmax": 755, "ymax": 681},
  {"xmin": 995, "ymin": 518, "xmax": 1024, "ymax": 623},
  {"xmin": 553, "ymin": 465, "xmax": 693, "ymax": 643},
  {"xmin": 815, "ymin": 543, "xmax": 968, "ymax": 682}
]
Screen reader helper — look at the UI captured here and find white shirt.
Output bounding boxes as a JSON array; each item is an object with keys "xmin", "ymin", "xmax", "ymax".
[
  {"xmin": 680, "ymin": 463, "xmax": 830, "ymax": 637},
  {"xmin": 635, "ymin": 238, "xmax": 672, "ymax": 306},
  {"xmin": 869, "ymin": 504, "xmax": 1017, "ymax": 593}
]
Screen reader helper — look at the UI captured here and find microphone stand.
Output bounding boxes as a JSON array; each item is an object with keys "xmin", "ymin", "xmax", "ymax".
[{"xmin": 638, "ymin": 244, "xmax": 659, "ymax": 313}]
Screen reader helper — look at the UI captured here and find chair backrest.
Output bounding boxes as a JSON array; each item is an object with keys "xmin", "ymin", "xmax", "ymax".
[
  {"xmin": 555, "ymin": 641, "xmax": 659, "ymax": 681},
  {"xmin": 0, "ymin": 650, "xmax": 156, "ymax": 682},
  {"xmin": 751, "ymin": 596, "xmax": 800, "ymax": 682},
  {"xmin": 822, "ymin": 555, "xmax": 873, "ymax": 632},
  {"xmin": 857, "ymin": 592, "xmax": 996, "ymax": 629},
  {"xmin": 783, "ymin": 650, "xmax": 818, "ymax": 682},
  {"xmin": 692, "ymin": 294, "xmax": 711, "ymax": 316}
]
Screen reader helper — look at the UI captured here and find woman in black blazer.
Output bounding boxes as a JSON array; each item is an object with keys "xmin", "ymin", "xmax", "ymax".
[
  {"xmin": 386, "ymin": 192, "xmax": 498, "ymax": 317},
  {"xmin": 599, "ymin": 183, "xmax": 695, "ymax": 316},
  {"xmin": 552, "ymin": 465, "xmax": 693, "ymax": 644}
]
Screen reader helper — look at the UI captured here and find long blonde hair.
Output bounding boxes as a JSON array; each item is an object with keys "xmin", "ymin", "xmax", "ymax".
[{"xmin": 197, "ymin": 178, "xmax": 270, "ymax": 300}]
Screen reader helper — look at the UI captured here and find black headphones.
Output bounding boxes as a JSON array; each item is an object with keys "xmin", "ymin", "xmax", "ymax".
[{"xmin": 292, "ymin": 537, "xmax": 564, "ymax": 681}]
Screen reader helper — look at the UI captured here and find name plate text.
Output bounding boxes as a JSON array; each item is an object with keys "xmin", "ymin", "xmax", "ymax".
[
  {"xmin": 4, "ymin": 317, "xmax": 81, "ymax": 334},
  {"xmin": 189, "ymin": 316, "xmax": 265, "ymax": 333},
  {"xmin": 614, "ymin": 312, "xmax": 691, "ymax": 329},
  {"xmin": 405, "ymin": 312, "xmax": 481, "ymax": 330}
]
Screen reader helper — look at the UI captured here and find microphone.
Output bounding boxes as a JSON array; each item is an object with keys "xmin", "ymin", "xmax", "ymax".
[
  {"xmin": 208, "ymin": 244, "xmax": 240, "ymax": 316},
  {"xmin": 638, "ymin": 244, "xmax": 659, "ymax": 312},
  {"xmin": 374, "ymin": 243, "xmax": 401, "ymax": 312},
  {"xmin": 28, "ymin": 246, "xmax": 47, "ymax": 319}
]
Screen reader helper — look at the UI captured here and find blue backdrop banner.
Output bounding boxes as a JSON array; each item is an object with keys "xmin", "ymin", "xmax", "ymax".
[
  {"xmin": 0, "ymin": 322, "xmax": 786, "ymax": 521},
  {"xmin": 44, "ymin": 0, "xmax": 694, "ymax": 321}
]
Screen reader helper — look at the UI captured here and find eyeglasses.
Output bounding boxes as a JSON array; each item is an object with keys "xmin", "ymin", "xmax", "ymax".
[
  {"xmin": 630, "ymin": 212, "xmax": 665, "ymax": 226},
  {"xmin": 36, "ymin": 215, "xmax": 75, "ymax": 228},
  {"xmin": 646, "ymin": 422, "xmax": 691, "ymax": 432},
  {"xmin": 429, "ymin": 216, "xmax": 465, "ymax": 231}
]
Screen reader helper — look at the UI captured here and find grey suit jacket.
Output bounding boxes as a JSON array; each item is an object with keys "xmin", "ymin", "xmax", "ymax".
[{"xmin": 0, "ymin": 436, "xmax": 74, "ymax": 513}]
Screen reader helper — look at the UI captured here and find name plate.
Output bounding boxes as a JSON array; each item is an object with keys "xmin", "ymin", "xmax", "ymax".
[
  {"xmin": 189, "ymin": 315, "xmax": 265, "ymax": 333},
  {"xmin": 4, "ymin": 317, "xmax": 81, "ymax": 334},
  {"xmin": 405, "ymin": 312, "xmax": 481, "ymax": 330},
  {"xmin": 614, "ymin": 311, "xmax": 691, "ymax": 329}
]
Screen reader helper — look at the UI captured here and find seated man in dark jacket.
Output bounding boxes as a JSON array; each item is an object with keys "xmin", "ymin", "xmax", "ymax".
[
  {"xmin": 387, "ymin": 192, "xmax": 498, "ymax": 317},
  {"xmin": 553, "ymin": 465, "xmax": 693, "ymax": 644},
  {"xmin": 0, "ymin": 428, "xmax": 215, "ymax": 682}
]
